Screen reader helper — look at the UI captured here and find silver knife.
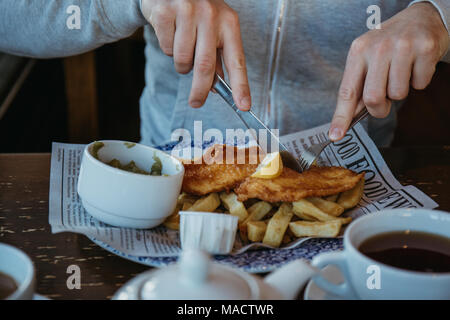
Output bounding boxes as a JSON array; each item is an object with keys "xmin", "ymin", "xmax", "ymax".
[{"xmin": 212, "ymin": 73, "xmax": 303, "ymax": 172}]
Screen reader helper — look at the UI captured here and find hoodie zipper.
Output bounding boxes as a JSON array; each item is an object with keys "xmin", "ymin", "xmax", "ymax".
[{"xmin": 262, "ymin": 0, "xmax": 287, "ymax": 127}]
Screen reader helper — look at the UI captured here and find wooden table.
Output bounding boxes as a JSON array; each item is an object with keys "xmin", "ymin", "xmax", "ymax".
[{"xmin": 0, "ymin": 147, "xmax": 449, "ymax": 300}]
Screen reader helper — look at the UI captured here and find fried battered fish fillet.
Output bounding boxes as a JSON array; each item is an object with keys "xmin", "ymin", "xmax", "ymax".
[
  {"xmin": 181, "ymin": 144, "xmax": 262, "ymax": 195},
  {"xmin": 234, "ymin": 166, "xmax": 364, "ymax": 202},
  {"xmin": 181, "ymin": 144, "xmax": 364, "ymax": 201}
]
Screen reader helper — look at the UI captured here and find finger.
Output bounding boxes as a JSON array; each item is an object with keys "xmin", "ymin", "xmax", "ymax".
[
  {"xmin": 188, "ymin": 22, "xmax": 217, "ymax": 108},
  {"xmin": 363, "ymin": 55, "xmax": 391, "ymax": 118},
  {"xmin": 173, "ymin": 5, "xmax": 196, "ymax": 74},
  {"xmin": 353, "ymin": 99, "xmax": 366, "ymax": 117},
  {"xmin": 329, "ymin": 49, "xmax": 366, "ymax": 141},
  {"xmin": 215, "ymin": 49, "xmax": 224, "ymax": 79},
  {"xmin": 411, "ymin": 57, "xmax": 436, "ymax": 90},
  {"xmin": 221, "ymin": 12, "xmax": 251, "ymax": 111},
  {"xmin": 211, "ymin": 49, "xmax": 224, "ymax": 94},
  {"xmin": 149, "ymin": 9, "xmax": 176, "ymax": 56},
  {"xmin": 387, "ymin": 44, "xmax": 413, "ymax": 100}
]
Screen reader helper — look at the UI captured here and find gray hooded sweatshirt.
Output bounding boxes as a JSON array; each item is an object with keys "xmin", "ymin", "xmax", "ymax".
[{"xmin": 1, "ymin": 0, "xmax": 449, "ymax": 147}]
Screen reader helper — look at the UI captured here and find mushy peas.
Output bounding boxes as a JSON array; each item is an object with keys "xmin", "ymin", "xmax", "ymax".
[{"xmin": 91, "ymin": 141, "xmax": 163, "ymax": 176}]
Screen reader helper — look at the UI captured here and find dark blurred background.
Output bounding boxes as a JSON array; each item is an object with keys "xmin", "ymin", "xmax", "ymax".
[{"xmin": 0, "ymin": 28, "xmax": 449, "ymax": 153}]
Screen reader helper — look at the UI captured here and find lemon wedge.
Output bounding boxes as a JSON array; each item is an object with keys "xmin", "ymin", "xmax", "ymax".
[{"xmin": 251, "ymin": 152, "xmax": 283, "ymax": 179}]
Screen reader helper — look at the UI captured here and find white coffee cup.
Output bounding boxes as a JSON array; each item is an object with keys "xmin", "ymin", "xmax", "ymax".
[
  {"xmin": 0, "ymin": 243, "xmax": 35, "ymax": 300},
  {"xmin": 310, "ymin": 209, "xmax": 450, "ymax": 300}
]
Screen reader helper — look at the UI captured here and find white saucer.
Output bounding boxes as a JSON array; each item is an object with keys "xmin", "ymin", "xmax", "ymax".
[
  {"xmin": 33, "ymin": 294, "xmax": 50, "ymax": 300},
  {"xmin": 304, "ymin": 265, "xmax": 359, "ymax": 300}
]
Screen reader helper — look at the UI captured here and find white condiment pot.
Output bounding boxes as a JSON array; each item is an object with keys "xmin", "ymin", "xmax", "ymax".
[{"xmin": 112, "ymin": 249, "xmax": 318, "ymax": 300}]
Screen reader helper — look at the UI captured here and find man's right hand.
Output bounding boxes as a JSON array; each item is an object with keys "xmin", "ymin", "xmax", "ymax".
[{"xmin": 141, "ymin": 0, "xmax": 251, "ymax": 110}]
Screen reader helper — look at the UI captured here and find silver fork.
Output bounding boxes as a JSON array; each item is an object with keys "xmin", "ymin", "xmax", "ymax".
[{"xmin": 298, "ymin": 108, "xmax": 369, "ymax": 171}]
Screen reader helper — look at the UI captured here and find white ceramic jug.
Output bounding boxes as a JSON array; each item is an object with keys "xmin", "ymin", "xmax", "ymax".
[{"xmin": 112, "ymin": 249, "xmax": 318, "ymax": 300}]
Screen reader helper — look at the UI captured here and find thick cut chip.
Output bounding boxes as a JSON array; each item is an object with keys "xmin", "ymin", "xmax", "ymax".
[
  {"xmin": 292, "ymin": 210, "xmax": 316, "ymax": 221},
  {"xmin": 163, "ymin": 212, "xmax": 180, "ymax": 230},
  {"xmin": 187, "ymin": 193, "xmax": 221, "ymax": 212},
  {"xmin": 239, "ymin": 201, "xmax": 272, "ymax": 241},
  {"xmin": 220, "ymin": 192, "xmax": 248, "ymax": 222},
  {"xmin": 163, "ymin": 202, "xmax": 182, "ymax": 230},
  {"xmin": 182, "ymin": 202, "xmax": 193, "ymax": 211},
  {"xmin": 247, "ymin": 221, "xmax": 267, "ymax": 242},
  {"xmin": 338, "ymin": 216, "xmax": 352, "ymax": 225},
  {"xmin": 177, "ymin": 192, "xmax": 198, "ymax": 206},
  {"xmin": 235, "ymin": 166, "xmax": 364, "ymax": 202},
  {"xmin": 324, "ymin": 194, "xmax": 339, "ymax": 202},
  {"xmin": 243, "ymin": 201, "xmax": 272, "ymax": 225},
  {"xmin": 262, "ymin": 203, "xmax": 294, "ymax": 247},
  {"xmin": 337, "ymin": 177, "xmax": 365, "ymax": 209},
  {"xmin": 182, "ymin": 144, "xmax": 262, "ymax": 195},
  {"xmin": 307, "ymin": 197, "xmax": 345, "ymax": 217},
  {"xmin": 293, "ymin": 199, "xmax": 340, "ymax": 222},
  {"xmin": 289, "ymin": 220, "xmax": 342, "ymax": 237}
]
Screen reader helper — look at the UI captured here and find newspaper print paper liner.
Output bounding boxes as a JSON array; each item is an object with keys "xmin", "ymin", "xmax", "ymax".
[
  {"xmin": 49, "ymin": 125, "xmax": 438, "ymax": 272},
  {"xmin": 88, "ymin": 138, "xmax": 344, "ymax": 273}
]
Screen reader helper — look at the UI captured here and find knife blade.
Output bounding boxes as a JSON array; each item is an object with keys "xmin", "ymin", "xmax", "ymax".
[{"xmin": 212, "ymin": 74, "xmax": 303, "ymax": 172}]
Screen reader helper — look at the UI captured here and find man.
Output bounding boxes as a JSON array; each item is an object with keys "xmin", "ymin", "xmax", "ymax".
[{"xmin": 1, "ymin": 0, "xmax": 449, "ymax": 147}]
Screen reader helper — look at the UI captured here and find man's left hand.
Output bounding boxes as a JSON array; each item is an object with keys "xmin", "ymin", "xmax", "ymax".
[{"xmin": 329, "ymin": 2, "xmax": 449, "ymax": 141}]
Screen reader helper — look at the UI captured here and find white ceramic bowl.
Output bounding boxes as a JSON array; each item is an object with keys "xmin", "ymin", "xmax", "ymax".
[
  {"xmin": 77, "ymin": 140, "xmax": 184, "ymax": 229},
  {"xmin": 0, "ymin": 243, "xmax": 35, "ymax": 300}
]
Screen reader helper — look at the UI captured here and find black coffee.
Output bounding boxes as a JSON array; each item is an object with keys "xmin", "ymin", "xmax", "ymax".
[
  {"xmin": 0, "ymin": 271, "xmax": 18, "ymax": 299},
  {"xmin": 359, "ymin": 231, "xmax": 450, "ymax": 273}
]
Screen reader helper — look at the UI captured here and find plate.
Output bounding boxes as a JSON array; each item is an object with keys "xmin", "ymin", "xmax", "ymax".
[
  {"xmin": 89, "ymin": 236, "xmax": 343, "ymax": 274},
  {"xmin": 87, "ymin": 140, "xmax": 344, "ymax": 273},
  {"xmin": 304, "ymin": 265, "xmax": 358, "ymax": 300}
]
